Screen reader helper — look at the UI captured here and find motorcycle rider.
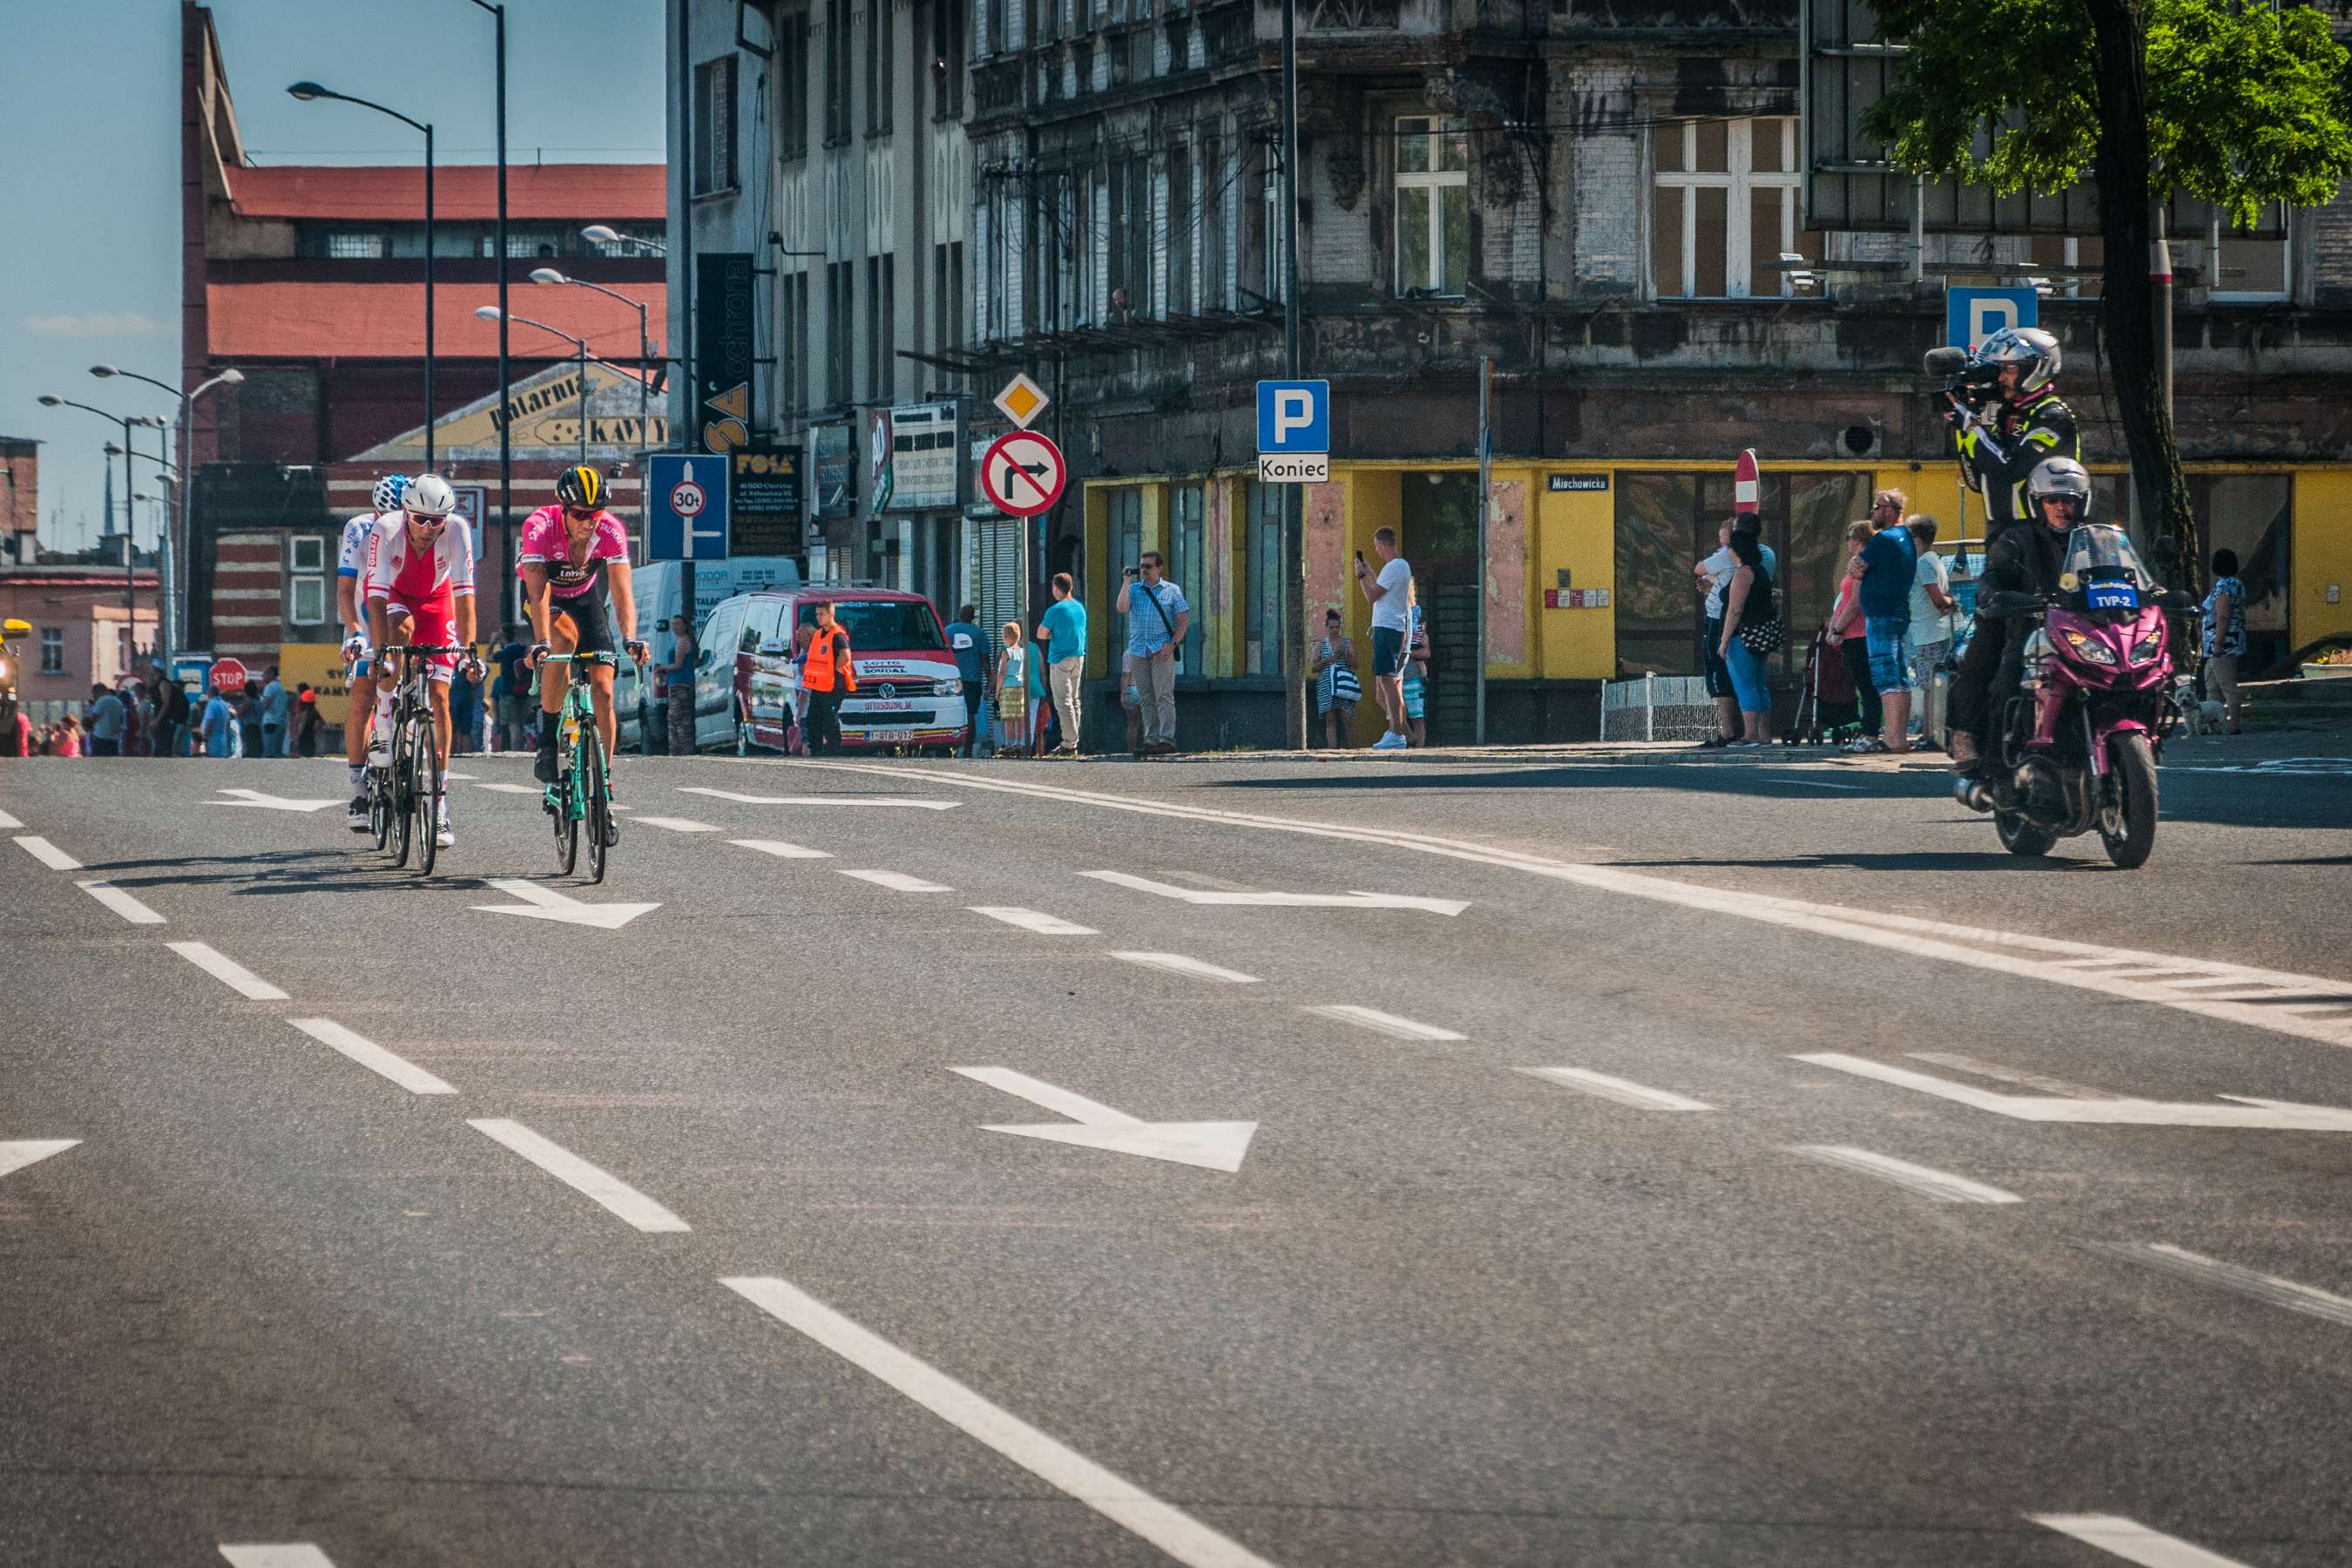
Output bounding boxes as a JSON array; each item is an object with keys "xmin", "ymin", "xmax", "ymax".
[
  {"xmin": 1954, "ymin": 455, "xmax": 2092, "ymax": 810},
  {"xmin": 1943, "ymin": 326, "xmax": 2080, "ymax": 775}
]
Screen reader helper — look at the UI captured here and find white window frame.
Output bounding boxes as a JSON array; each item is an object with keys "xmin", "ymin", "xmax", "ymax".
[
  {"xmin": 1651, "ymin": 117, "xmax": 1805, "ymax": 301},
  {"xmin": 2207, "ymin": 210, "xmax": 2292, "ymax": 303},
  {"xmin": 289, "ymin": 535, "xmax": 327, "ymax": 572},
  {"xmin": 1394, "ymin": 115, "xmax": 1470, "ymax": 300},
  {"xmin": 290, "ymin": 576, "xmax": 327, "ymax": 628},
  {"xmin": 39, "ymin": 626, "xmax": 64, "ymax": 675}
]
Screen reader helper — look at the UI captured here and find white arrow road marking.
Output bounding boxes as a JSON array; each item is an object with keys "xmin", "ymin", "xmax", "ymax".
[
  {"xmin": 14, "ymin": 835, "xmax": 80, "ymax": 870},
  {"xmin": 77, "ymin": 881, "xmax": 165, "ymax": 925},
  {"xmin": 471, "ymin": 878, "xmax": 660, "ymax": 929},
  {"xmin": 2094, "ymin": 1242, "xmax": 2352, "ymax": 1330},
  {"xmin": 1111, "ymin": 951, "xmax": 1260, "ymax": 984},
  {"xmin": 951, "ymin": 1066, "xmax": 1258, "ymax": 1173},
  {"xmin": 839, "ymin": 868, "xmax": 951, "ymax": 893},
  {"xmin": 1519, "ymin": 1067, "xmax": 1711, "ymax": 1112},
  {"xmin": 1905, "ymin": 1051, "xmax": 2106, "ymax": 1100},
  {"xmin": 1787, "ymin": 1145, "xmax": 2024, "ymax": 1205},
  {"xmin": 679, "ymin": 787, "xmax": 958, "ymax": 810},
  {"xmin": 468, "ymin": 1119, "xmax": 689, "ymax": 1232},
  {"xmin": 475, "ymin": 781, "xmax": 544, "ymax": 794},
  {"xmin": 220, "ymin": 1547, "xmax": 340, "ymax": 1568},
  {"xmin": 168, "ymin": 942, "xmax": 289, "ymax": 1001},
  {"xmin": 0, "ymin": 1140, "xmax": 79, "ymax": 1182},
  {"xmin": 728, "ymin": 838, "xmax": 833, "ymax": 860},
  {"xmin": 2030, "ymin": 1514, "xmax": 2252, "ymax": 1566},
  {"xmin": 722, "ymin": 1275, "xmax": 1281, "ymax": 1568},
  {"xmin": 288, "ymin": 1018, "xmax": 455, "ymax": 1097},
  {"xmin": 210, "ymin": 788, "xmax": 341, "ymax": 813},
  {"xmin": 1302, "ymin": 1004, "xmax": 1465, "ymax": 1043},
  {"xmin": 0, "ymin": 806, "xmax": 21, "ymax": 828},
  {"xmin": 1796, "ymin": 1052, "xmax": 2352, "ymax": 1131},
  {"xmin": 968, "ymin": 906, "xmax": 1098, "ymax": 935},
  {"xmin": 1081, "ymin": 868, "xmax": 1467, "ymax": 916},
  {"xmin": 633, "ymin": 816, "xmax": 719, "ymax": 833}
]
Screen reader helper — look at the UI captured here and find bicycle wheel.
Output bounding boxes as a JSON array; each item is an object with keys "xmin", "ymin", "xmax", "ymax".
[
  {"xmin": 414, "ymin": 722, "xmax": 441, "ymax": 877},
  {"xmin": 388, "ymin": 708, "xmax": 415, "ymax": 868},
  {"xmin": 552, "ymin": 713, "xmax": 579, "ymax": 877},
  {"xmin": 368, "ymin": 764, "xmax": 391, "ymax": 851},
  {"xmin": 584, "ymin": 734, "xmax": 610, "ymax": 883}
]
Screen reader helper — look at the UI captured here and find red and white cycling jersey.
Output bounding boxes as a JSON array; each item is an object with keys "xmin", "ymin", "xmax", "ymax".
[
  {"xmin": 365, "ymin": 515, "xmax": 476, "ymax": 612},
  {"xmin": 338, "ymin": 512, "xmax": 387, "ymax": 579}
]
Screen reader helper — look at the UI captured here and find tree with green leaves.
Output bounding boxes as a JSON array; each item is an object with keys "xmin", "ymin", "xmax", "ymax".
[{"xmin": 1862, "ymin": 0, "xmax": 2352, "ymax": 589}]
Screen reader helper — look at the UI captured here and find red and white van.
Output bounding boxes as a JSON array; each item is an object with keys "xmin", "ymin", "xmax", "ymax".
[{"xmin": 693, "ymin": 587, "xmax": 971, "ymax": 754}]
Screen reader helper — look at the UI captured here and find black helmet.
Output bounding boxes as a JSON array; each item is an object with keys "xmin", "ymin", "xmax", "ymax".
[{"xmin": 556, "ymin": 465, "xmax": 605, "ymax": 510}]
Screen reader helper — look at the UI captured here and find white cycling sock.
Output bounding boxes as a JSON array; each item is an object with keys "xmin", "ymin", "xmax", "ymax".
[
  {"xmin": 348, "ymin": 764, "xmax": 364, "ymax": 790},
  {"xmin": 374, "ymin": 691, "xmax": 395, "ymax": 736}
]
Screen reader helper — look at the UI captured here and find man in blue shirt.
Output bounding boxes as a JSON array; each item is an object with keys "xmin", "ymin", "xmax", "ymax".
[
  {"xmin": 200, "ymin": 684, "xmax": 237, "ymax": 759},
  {"xmin": 943, "ymin": 604, "xmax": 989, "ymax": 757},
  {"xmin": 259, "ymin": 666, "xmax": 290, "ymax": 758},
  {"xmin": 1117, "ymin": 551, "xmax": 1188, "ymax": 754},
  {"xmin": 1851, "ymin": 490, "xmax": 1919, "ymax": 753},
  {"xmin": 1035, "ymin": 572, "xmax": 1088, "ymax": 757}
]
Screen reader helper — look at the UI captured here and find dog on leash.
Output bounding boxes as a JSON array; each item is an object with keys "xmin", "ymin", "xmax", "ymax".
[{"xmin": 2173, "ymin": 675, "xmax": 2227, "ymax": 735}]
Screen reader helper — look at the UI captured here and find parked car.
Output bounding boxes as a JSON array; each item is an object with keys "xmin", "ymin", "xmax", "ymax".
[{"xmin": 693, "ymin": 586, "xmax": 970, "ymax": 754}]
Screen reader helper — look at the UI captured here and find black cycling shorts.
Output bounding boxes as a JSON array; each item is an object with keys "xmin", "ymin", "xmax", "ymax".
[{"xmin": 550, "ymin": 591, "xmax": 616, "ymax": 657}]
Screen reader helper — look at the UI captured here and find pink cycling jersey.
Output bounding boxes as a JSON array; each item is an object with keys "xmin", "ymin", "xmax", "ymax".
[{"xmin": 518, "ymin": 504, "xmax": 630, "ymax": 599}]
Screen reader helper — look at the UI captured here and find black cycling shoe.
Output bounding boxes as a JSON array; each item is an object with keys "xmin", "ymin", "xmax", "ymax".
[{"xmin": 533, "ymin": 744, "xmax": 558, "ymax": 784}]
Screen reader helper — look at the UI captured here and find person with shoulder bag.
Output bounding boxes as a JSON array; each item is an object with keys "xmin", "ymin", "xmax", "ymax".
[{"xmin": 1716, "ymin": 528, "xmax": 1780, "ymax": 745}]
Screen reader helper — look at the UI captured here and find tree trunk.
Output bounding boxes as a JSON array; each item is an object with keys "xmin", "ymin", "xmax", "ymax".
[{"xmin": 2083, "ymin": 0, "xmax": 2200, "ymax": 592}]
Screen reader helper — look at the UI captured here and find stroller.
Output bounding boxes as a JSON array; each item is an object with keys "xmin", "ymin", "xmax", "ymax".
[{"xmin": 1783, "ymin": 622, "xmax": 1862, "ymax": 745}]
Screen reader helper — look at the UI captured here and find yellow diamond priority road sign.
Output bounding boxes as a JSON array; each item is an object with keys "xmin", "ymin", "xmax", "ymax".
[{"xmin": 991, "ymin": 372, "xmax": 1051, "ymax": 430}]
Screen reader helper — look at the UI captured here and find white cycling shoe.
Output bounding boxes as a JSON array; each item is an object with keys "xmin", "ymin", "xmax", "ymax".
[{"xmin": 434, "ymin": 804, "xmax": 455, "ymax": 848}]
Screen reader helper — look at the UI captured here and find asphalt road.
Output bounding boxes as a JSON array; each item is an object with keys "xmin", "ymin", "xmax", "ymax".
[{"xmin": 3, "ymin": 747, "xmax": 2349, "ymax": 1567}]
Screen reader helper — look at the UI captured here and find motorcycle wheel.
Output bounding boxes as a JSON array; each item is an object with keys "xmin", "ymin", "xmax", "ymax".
[
  {"xmin": 2099, "ymin": 733, "xmax": 2159, "ymax": 870},
  {"xmin": 1995, "ymin": 809, "xmax": 2058, "ymax": 858}
]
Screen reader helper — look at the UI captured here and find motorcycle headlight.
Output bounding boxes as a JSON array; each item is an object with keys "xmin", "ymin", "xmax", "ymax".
[
  {"xmin": 2131, "ymin": 633, "xmax": 2165, "ymax": 665},
  {"xmin": 2022, "ymin": 629, "xmax": 2054, "ymax": 661},
  {"xmin": 2063, "ymin": 630, "xmax": 2119, "ymax": 666},
  {"xmin": 0, "ymin": 656, "xmax": 10, "ymax": 681}
]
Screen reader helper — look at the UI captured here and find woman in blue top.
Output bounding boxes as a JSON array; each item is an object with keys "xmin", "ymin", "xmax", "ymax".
[{"xmin": 2200, "ymin": 548, "xmax": 2247, "ymax": 735}]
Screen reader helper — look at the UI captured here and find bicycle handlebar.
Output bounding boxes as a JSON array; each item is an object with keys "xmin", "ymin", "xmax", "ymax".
[{"xmin": 539, "ymin": 651, "xmax": 623, "ymax": 666}]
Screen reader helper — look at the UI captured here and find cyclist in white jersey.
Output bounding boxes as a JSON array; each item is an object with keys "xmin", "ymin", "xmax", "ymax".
[
  {"xmin": 365, "ymin": 476, "xmax": 483, "ymax": 848},
  {"xmin": 339, "ymin": 475, "xmax": 407, "ymax": 829}
]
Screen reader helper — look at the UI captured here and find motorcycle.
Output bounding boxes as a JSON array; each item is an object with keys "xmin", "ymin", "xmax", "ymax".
[{"xmin": 1957, "ymin": 526, "xmax": 2185, "ymax": 869}]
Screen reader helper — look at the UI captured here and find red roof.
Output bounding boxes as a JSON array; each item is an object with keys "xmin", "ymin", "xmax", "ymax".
[
  {"xmin": 227, "ymin": 163, "xmax": 665, "ymax": 224},
  {"xmin": 207, "ymin": 280, "xmax": 666, "ymax": 360}
]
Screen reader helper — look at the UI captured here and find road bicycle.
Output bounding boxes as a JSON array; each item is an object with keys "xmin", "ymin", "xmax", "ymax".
[
  {"xmin": 541, "ymin": 651, "xmax": 619, "ymax": 882},
  {"xmin": 375, "ymin": 644, "xmax": 465, "ymax": 875}
]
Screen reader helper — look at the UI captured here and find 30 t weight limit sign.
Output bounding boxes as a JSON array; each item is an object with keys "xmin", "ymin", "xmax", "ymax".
[{"xmin": 979, "ymin": 430, "xmax": 1068, "ymax": 518}]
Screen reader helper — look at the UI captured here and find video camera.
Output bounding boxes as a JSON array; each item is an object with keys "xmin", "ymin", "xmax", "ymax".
[{"xmin": 1923, "ymin": 346, "xmax": 2003, "ymax": 415}]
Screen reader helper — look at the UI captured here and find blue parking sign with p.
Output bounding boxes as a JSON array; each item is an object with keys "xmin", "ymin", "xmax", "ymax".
[
  {"xmin": 1946, "ymin": 287, "xmax": 2038, "ymax": 350},
  {"xmin": 1256, "ymin": 379, "xmax": 1331, "ymax": 453},
  {"xmin": 647, "ymin": 454, "xmax": 730, "ymax": 562}
]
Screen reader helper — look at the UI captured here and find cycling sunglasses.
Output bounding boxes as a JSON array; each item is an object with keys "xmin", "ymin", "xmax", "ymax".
[{"xmin": 564, "ymin": 505, "xmax": 600, "ymax": 521}]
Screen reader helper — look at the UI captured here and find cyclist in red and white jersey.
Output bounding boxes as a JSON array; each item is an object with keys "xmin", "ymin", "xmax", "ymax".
[
  {"xmin": 337, "ymin": 474, "xmax": 407, "ymax": 829},
  {"xmin": 518, "ymin": 464, "xmax": 646, "ymax": 792},
  {"xmin": 365, "ymin": 475, "xmax": 483, "ymax": 848}
]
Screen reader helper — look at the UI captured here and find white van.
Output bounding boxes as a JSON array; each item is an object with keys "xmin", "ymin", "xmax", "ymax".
[{"xmin": 618, "ymin": 557, "xmax": 801, "ymax": 749}]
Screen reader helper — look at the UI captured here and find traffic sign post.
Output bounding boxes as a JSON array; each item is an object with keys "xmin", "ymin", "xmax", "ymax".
[
  {"xmin": 992, "ymin": 373, "xmax": 1051, "ymax": 431},
  {"xmin": 646, "ymin": 454, "xmax": 730, "ymax": 562},
  {"xmin": 1255, "ymin": 378, "xmax": 1330, "ymax": 484},
  {"xmin": 1946, "ymin": 286, "xmax": 2038, "ymax": 348},
  {"xmin": 979, "ymin": 430, "xmax": 1067, "ymax": 519}
]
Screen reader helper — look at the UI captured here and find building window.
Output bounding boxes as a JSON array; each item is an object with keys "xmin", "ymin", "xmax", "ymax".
[
  {"xmin": 693, "ymin": 55, "xmax": 739, "ymax": 195},
  {"xmin": 1167, "ymin": 148, "xmax": 1192, "ymax": 314},
  {"xmin": 828, "ymin": 260, "xmax": 857, "ymax": 403},
  {"xmin": 39, "ymin": 627, "xmax": 63, "ymax": 675},
  {"xmin": 1244, "ymin": 481, "xmax": 1280, "ymax": 675},
  {"xmin": 1109, "ymin": 159, "xmax": 1150, "ymax": 317},
  {"xmin": 1651, "ymin": 117, "xmax": 1815, "ymax": 300},
  {"xmin": 779, "ymin": 16, "xmax": 811, "ymax": 161},
  {"xmin": 2207, "ymin": 213, "xmax": 2290, "ymax": 301},
  {"xmin": 932, "ymin": 0, "xmax": 964, "ymax": 118},
  {"xmin": 290, "ymin": 575, "xmax": 326, "ymax": 627},
  {"xmin": 1396, "ymin": 115, "xmax": 1469, "ymax": 299},
  {"xmin": 987, "ymin": 0, "xmax": 1006, "ymax": 54},
  {"xmin": 865, "ymin": 0, "xmax": 893, "ymax": 136},
  {"xmin": 867, "ymin": 253, "xmax": 896, "ymax": 401},
  {"xmin": 327, "ymin": 231, "xmax": 385, "ymax": 260},
  {"xmin": 826, "ymin": 0, "xmax": 852, "ymax": 142},
  {"xmin": 1169, "ymin": 483, "xmax": 1205, "ymax": 670},
  {"xmin": 785, "ymin": 272, "xmax": 810, "ymax": 413},
  {"xmin": 1201, "ymin": 136, "xmax": 1227, "ymax": 310},
  {"xmin": 288, "ymin": 535, "xmax": 327, "ymax": 572},
  {"xmin": 1108, "ymin": 489, "xmax": 1143, "ymax": 581}
]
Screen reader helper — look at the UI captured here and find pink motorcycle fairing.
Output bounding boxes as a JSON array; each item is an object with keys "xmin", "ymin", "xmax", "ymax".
[{"xmin": 2030, "ymin": 604, "xmax": 2173, "ymax": 773}]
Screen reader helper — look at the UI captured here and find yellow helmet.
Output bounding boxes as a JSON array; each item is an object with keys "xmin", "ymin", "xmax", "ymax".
[{"xmin": 556, "ymin": 464, "xmax": 605, "ymax": 510}]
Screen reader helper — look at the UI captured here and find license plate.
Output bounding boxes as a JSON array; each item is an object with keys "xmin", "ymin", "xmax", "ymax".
[{"xmin": 2085, "ymin": 580, "xmax": 2138, "ymax": 611}]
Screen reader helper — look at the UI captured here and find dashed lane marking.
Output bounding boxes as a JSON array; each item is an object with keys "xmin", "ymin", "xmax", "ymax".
[
  {"xmin": 2029, "ymin": 1514, "xmax": 2252, "ymax": 1566},
  {"xmin": 0, "ymin": 806, "xmax": 21, "ymax": 828},
  {"xmin": 678, "ymin": 787, "xmax": 960, "ymax": 810},
  {"xmin": 1786, "ymin": 1144, "xmax": 2023, "ymax": 1205},
  {"xmin": 0, "ymin": 1140, "xmax": 80, "ymax": 1182},
  {"xmin": 840, "ymin": 869, "xmax": 952, "ymax": 893},
  {"xmin": 1519, "ymin": 1067, "xmax": 1711, "ymax": 1112},
  {"xmin": 475, "ymin": 781, "xmax": 543, "ymax": 794},
  {"xmin": 2095, "ymin": 1242, "xmax": 2352, "ymax": 1330},
  {"xmin": 1905, "ymin": 1051, "xmax": 2106, "ymax": 1099},
  {"xmin": 467, "ymin": 1119, "xmax": 690, "ymax": 1233},
  {"xmin": 13, "ymin": 835, "xmax": 80, "ymax": 870},
  {"xmin": 167, "ymin": 942, "xmax": 290, "ymax": 1002},
  {"xmin": 76, "ymin": 881, "xmax": 165, "ymax": 925},
  {"xmin": 968, "ymin": 906, "xmax": 1099, "ymax": 935},
  {"xmin": 288, "ymin": 1018, "xmax": 456, "ymax": 1097},
  {"xmin": 721, "ymin": 1276, "xmax": 1283, "ymax": 1568},
  {"xmin": 220, "ymin": 1548, "xmax": 341, "ymax": 1568},
  {"xmin": 1111, "ymin": 951, "xmax": 1260, "ymax": 984},
  {"xmin": 729, "ymin": 838, "xmax": 833, "ymax": 860},
  {"xmin": 633, "ymin": 816, "xmax": 720, "ymax": 833},
  {"xmin": 1302, "ymin": 1004, "xmax": 1466, "ymax": 1043}
]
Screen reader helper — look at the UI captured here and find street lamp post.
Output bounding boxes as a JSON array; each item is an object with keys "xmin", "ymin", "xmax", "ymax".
[
  {"xmin": 288, "ymin": 82, "xmax": 436, "ymax": 469},
  {"xmin": 41, "ymin": 395, "xmax": 167, "ymax": 664},
  {"xmin": 92, "ymin": 362, "xmax": 242, "ymax": 659},
  {"xmin": 476, "ymin": 307, "xmax": 591, "ymax": 463},
  {"xmin": 531, "ymin": 268, "xmax": 657, "ymax": 489},
  {"xmin": 583, "ymin": 224, "xmax": 666, "ymax": 257},
  {"xmin": 465, "ymin": 0, "xmax": 513, "ymax": 579}
]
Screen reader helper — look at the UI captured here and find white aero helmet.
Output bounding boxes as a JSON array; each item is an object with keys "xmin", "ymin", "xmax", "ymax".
[
  {"xmin": 1974, "ymin": 326, "xmax": 2062, "ymax": 395},
  {"xmin": 371, "ymin": 474, "xmax": 411, "ymax": 514},
  {"xmin": 402, "ymin": 474, "xmax": 457, "ymax": 519}
]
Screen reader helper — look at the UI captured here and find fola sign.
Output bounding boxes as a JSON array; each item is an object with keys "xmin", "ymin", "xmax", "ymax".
[
  {"xmin": 731, "ymin": 445, "xmax": 802, "ymax": 557},
  {"xmin": 695, "ymin": 252, "xmax": 756, "ymax": 454}
]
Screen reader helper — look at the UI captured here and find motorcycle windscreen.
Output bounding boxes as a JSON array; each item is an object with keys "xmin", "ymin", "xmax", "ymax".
[{"xmin": 2061, "ymin": 525, "xmax": 2150, "ymax": 609}]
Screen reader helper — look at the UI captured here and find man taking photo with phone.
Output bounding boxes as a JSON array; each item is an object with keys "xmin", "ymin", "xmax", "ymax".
[{"xmin": 1117, "ymin": 552, "xmax": 1187, "ymax": 755}]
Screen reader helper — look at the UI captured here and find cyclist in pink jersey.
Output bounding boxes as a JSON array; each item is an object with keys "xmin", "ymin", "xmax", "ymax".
[
  {"xmin": 365, "ymin": 475, "xmax": 483, "ymax": 848},
  {"xmin": 519, "ymin": 464, "xmax": 646, "ymax": 789}
]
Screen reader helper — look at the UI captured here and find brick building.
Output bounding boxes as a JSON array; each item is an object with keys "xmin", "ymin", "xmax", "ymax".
[{"xmin": 0, "ymin": 437, "xmax": 37, "ymax": 565}]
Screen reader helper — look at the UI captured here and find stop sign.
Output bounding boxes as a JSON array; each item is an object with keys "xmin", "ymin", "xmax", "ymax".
[{"xmin": 209, "ymin": 657, "xmax": 249, "ymax": 695}]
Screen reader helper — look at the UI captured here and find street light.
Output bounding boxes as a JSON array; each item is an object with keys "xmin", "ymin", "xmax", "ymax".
[
  {"xmin": 91, "ymin": 362, "xmax": 240, "ymax": 658},
  {"xmin": 288, "ymin": 81, "xmax": 436, "ymax": 469},
  {"xmin": 476, "ymin": 306, "xmax": 593, "ymax": 463},
  {"xmin": 41, "ymin": 395, "xmax": 166, "ymax": 654},
  {"xmin": 530, "ymin": 268, "xmax": 659, "ymax": 476},
  {"xmin": 582, "ymin": 224, "xmax": 666, "ymax": 257}
]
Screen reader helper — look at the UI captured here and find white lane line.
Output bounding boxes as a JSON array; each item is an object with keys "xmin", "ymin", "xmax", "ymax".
[
  {"xmin": 729, "ymin": 838, "xmax": 834, "ymax": 860},
  {"xmin": 840, "ymin": 868, "xmax": 952, "ymax": 893},
  {"xmin": 220, "ymin": 1548, "xmax": 341, "ymax": 1568},
  {"xmin": 2096, "ymin": 1242, "xmax": 2352, "ymax": 1330},
  {"xmin": 0, "ymin": 1140, "xmax": 80, "ymax": 1181},
  {"xmin": 634, "ymin": 815, "xmax": 720, "ymax": 833},
  {"xmin": 720, "ymin": 1275, "xmax": 1282, "ymax": 1568},
  {"xmin": 1519, "ymin": 1067, "xmax": 1711, "ymax": 1112},
  {"xmin": 679, "ymin": 787, "xmax": 960, "ymax": 810},
  {"xmin": 1786, "ymin": 1144, "xmax": 2022, "ymax": 1205},
  {"xmin": 467, "ymin": 1119, "xmax": 690, "ymax": 1233},
  {"xmin": 1774, "ymin": 778, "xmax": 1862, "ymax": 789},
  {"xmin": 1111, "ymin": 951, "xmax": 1260, "ymax": 984},
  {"xmin": 2029, "ymin": 1514, "xmax": 2251, "ymax": 1566},
  {"xmin": 1302, "ymin": 1004, "xmax": 1465, "ymax": 1042},
  {"xmin": 288, "ymin": 1017, "xmax": 456, "ymax": 1097},
  {"xmin": 76, "ymin": 881, "xmax": 166, "ymax": 925},
  {"xmin": 968, "ymin": 906, "xmax": 1099, "ymax": 936},
  {"xmin": 167, "ymin": 942, "xmax": 290, "ymax": 1002},
  {"xmin": 476, "ymin": 781, "xmax": 543, "ymax": 794},
  {"xmin": 14, "ymin": 835, "xmax": 80, "ymax": 870},
  {"xmin": 1905, "ymin": 1051, "xmax": 2105, "ymax": 1100},
  {"xmin": 0, "ymin": 806, "xmax": 21, "ymax": 828}
]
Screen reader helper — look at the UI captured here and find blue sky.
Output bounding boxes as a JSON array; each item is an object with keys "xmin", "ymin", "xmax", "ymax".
[{"xmin": 0, "ymin": 0, "xmax": 666, "ymax": 551}]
